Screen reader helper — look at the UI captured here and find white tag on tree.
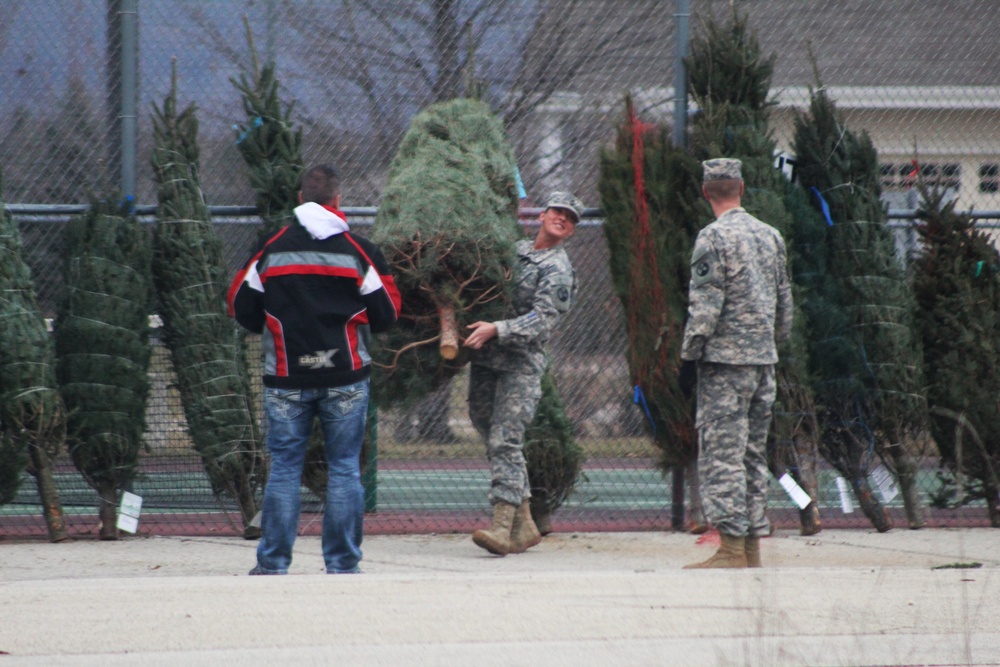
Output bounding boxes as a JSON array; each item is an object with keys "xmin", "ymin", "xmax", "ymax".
[
  {"xmin": 870, "ymin": 464, "xmax": 899, "ymax": 504},
  {"xmin": 117, "ymin": 514, "xmax": 139, "ymax": 533},
  {"xmin": 778, "ymin": 473, "xmax": 812, "ymax": 510},
  {"xmin": 117, "ymin": 491, "xmax": 143, "ymax": 534},
  {"xmin": 835, "ymin": 477, "xmax": 854, "ymax": 513}
]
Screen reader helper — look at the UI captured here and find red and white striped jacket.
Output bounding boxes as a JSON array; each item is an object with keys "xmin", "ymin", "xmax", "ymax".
[{"xmin": 227, "ymin": 203, "xmax": 400, "ymax": 389}]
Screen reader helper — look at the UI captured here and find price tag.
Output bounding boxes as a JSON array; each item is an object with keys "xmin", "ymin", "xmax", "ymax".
[
  {"xmin": 778, "ymin": 473, "xmax": 812, "ymax": 510},
  {"xmin": 870, "ymin": 464, "xmax": 899, "ymax": 504},
  {"xmin": 117, "ymin": 491, "xmax": 143, "ymax": 534},
  {"xmin": 835, "ymin": 477, "xmax": 854, "ymax": 513}
]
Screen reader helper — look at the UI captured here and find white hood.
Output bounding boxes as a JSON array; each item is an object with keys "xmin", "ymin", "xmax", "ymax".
[{"xmin": 294, "ymin": 202, "xmax": 349, "ymax": 240}]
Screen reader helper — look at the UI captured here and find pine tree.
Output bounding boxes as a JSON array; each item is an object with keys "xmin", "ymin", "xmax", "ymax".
[
  {"xmin": 686, "ymin": 10, "xmax": 824, "ymax": 534},
  {"xmin": 0, "ymin": 168, "xmax": 68, "ymax": 541},
  {"xmin": 598, "ymin": 97, "xmax": 701, "ymax": 474},
  {"xmin": 793, "ymin": 84, "xmax": 928, "ymax": 530},
  {"xmin": 56, "ymin": 198, "xmax": 151, "ymax": 540},
  {"xmin": 524, "ymin": 372, "xmax": 584, "ymax": 532},
  {"xmin": 371, "ymin": 97, "xmax": 521, "ymax": 406},
  {"xmin": 231, "ymin": 17, "xmax": 304, "ymax": 243},
  {"xmin": 152, "ymin": 63, "xmax": 267, "ymax": 538},
  {"xmin": 230, "ymin": 24, "xmax": 336, "ymax": 504},
  {"xmin": 912, "ymin": 183, "xmax": 1000, "ymax": 526}
]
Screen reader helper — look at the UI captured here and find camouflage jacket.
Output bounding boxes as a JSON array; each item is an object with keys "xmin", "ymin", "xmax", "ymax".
[
  {"xmin": 681, "ymin": 207, "xmax": 792, "ymax": 365},
  {"xmin": 472, "ymin": 238, "xmax": 576, "ymax": 372}
]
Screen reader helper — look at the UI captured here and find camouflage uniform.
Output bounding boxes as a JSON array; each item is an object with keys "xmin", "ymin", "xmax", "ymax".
[
  {"xmin": 681, "ymin": 160, "xmax": 793, "ymax": 538},
  {"xmin": 469, "ymin": 238, "xmax": 576, "ymax": 506}
]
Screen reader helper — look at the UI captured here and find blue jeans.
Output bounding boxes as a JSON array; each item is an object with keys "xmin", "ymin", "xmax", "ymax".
[{"xmin": 255, "ymin": 380, "xmax": 369, "ymax": 574}]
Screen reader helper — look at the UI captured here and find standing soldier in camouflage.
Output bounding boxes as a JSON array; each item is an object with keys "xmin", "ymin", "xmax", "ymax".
[
  {"xmin": 463, "ymin": 192, "xmax": 582, "ymax": 556},
  {"xmin": 681, "ymin": 159, "xmax": 793, "ymax": 569}
]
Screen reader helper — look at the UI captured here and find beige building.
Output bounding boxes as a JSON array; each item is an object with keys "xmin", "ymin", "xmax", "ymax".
[{"xmin": 520, "ymin": 0, "xmax": 1000, "ymax": 217}]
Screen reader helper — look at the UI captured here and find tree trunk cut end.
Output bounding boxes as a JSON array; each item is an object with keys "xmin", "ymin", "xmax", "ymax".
[{"xmin": 438, "ymin": 303, "xmax": 458, "ymax": 360}]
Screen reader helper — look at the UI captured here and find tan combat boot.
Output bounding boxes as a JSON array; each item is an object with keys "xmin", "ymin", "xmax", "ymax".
[
  {"xmin": 508, "ymin": 501, "xmax": 542, "ymax": 554},
  {"xmin": 472, "ymin": 502, "xmax": 517, "ymax": 556},
  {"xmin": 744, "ymin": 537, "xmax": 762, "ymax": 568},
  {"xmin": 683, "ymin": 533, "xmax": 748, "ymax": 569}
]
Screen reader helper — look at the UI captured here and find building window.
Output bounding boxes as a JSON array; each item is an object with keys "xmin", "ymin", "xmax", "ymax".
[
  {"xmin": 880, "ymin": 161, "xmax": 960, "ymax": 209},
  {"xmin": 980, "ymin": 163, "xmax": 999, "ymax": 193},
  {"xmin": 880, "ymin": 163, "xmax": 897, "ymax": 189}
]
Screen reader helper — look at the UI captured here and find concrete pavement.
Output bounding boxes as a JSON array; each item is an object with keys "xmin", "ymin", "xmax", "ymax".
[{"xmin": 1, "ymin": 528, "xmax": 998, "ymax": 666}]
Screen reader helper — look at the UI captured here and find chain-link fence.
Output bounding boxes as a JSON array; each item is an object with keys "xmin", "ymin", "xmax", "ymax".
[{"xmin": 2, "ymin": 1, "xmax": 999, "ymax": 538}]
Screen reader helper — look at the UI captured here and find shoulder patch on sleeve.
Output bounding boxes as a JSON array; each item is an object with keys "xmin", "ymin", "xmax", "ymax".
[
  {"xmin": 690, "ymin": 244, "xmax": 720, "ymax": 289},
  {"xmin": 551, "ymin": 274, "xmax": 574, "ymax": 312}
]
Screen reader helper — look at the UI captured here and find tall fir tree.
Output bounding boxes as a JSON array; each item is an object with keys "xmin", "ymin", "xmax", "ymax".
[
  {"xmin": 912, "ymin": 183, "xmax": 1000, "ymax": 526},
  {"xmin": 231, "ymin": 24, "xmax": 342, "ymax": 504},
  {"xmin": 598, "ymin": 97, "xmax": 702, "ymax": 476},
  {"xmin": 231, "ymin": 18, "xmax": 304, "ymax": 243},
  {"xmin": 0, "ymin": 168, "xmax": 68, "ymax": 541},
  {"xmin": 686, "ymin": 10, "xmax": 823, "ymax": 534},
  {"xmin": 152, "ymin": 63, "xmax": 267, "ymax": 538},
  {"xmin": 793, "ymin": 83, "xmax": 928, "ymax": 530},
  {"xmin": 56, "ymin": 198, "xmax": 151, "ymax": 540}
]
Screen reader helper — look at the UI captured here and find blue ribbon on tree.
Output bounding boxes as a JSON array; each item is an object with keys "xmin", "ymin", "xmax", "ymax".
[
  {"xmin": 513, "ymin": 164, "xmax": 527, "ymax": 199},
  {"xmin": 809, "ymin": 186, "xmax": 834, "ymax": 226},
  {"xmin": 633, "ymin": 384, "xmax": 657, "ymax": 437},
  {"xmin": 234, "ymin": 116, "xmax": 264, "ymax": 145}
]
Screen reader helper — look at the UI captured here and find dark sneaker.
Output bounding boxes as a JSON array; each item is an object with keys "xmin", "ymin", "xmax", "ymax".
[{"xmin": 248, "ymin": 564, "xmax": 283, "ymax": 575}]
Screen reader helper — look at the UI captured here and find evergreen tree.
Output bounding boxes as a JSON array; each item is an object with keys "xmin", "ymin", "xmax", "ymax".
[
  {"xmin": 912, "ymin": 184, "xmax": 1000, "ymax": 526},
  {"xmin": 56, "ymin": 198, "xmax": 151, "ymax": 540},
  {"xmin": 371, "ymin": 97, "xmax": 521, "ymax": 406},
  {"xmin": 231, "ymin": 25, "xmax": 336, "ymax": 503},
  {"xmin": 152, "ymin": 64, "xmax": 267, "ymax": 538},
  {"xmin": 686, "ymin": 10, "xmax": 824, "ymax": 534},
  {"xmin": 793, "ymin": 84, "xmax": 928, "ymax": 530},
  {"xmin": 0, "ymin": 168, "xmax": 68, "ymax": 541},
  {"xmin": 231, "ymin": 17, "xmax": 304, "ymax": 243},
  {"xmin": 598, "ymin": 97, "xmax": 701, "ymax": 474},
  {"xmin": 523, "ymin": 371, "xmax": 584, "ymax": 533}
]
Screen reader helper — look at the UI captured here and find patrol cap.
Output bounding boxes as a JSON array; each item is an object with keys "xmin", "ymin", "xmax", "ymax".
[
  {"xmin": 545, "ymin": 191, "xmax": 585, "ymax": 223},
  {"xmin": 702, "ymin": 158, "xmax": 743, "ymax": 182}
]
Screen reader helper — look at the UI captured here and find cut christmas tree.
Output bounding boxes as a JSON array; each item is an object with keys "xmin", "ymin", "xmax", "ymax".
[
  {"xmin": 793, "ymin": 81, "xmax": 928, "ymax": 531},
  {"xmin": 231, "ymin": 18, "xmax": 303, "ymax": 243},
  {"xmin": 524, "ymin": 372, "xmax": 584, "ymax": 534},
  {"xmin": 599, "ymin": 97, "xmax": 701, "ymax": 474},
  {"xmin": 231, "ymin": 24, "xmax": 337, "ymax": 504},
  {"xmin": 0, "ymin": 168, "xmax": 68, "ymax": 541},
  {"xmin": 371, "ymin": 97, "xmax": 521, "ymax": 407},
  {"xmin": 912, "ymin": 182, "xmax": 1000, "ymax": 526},
  {"xmin": 686, "ymin": 10, "xmax": 823, "ymax": 534},
  {"xmin": 152, "ymin": 63, "xmax": 267, "ymax": 538},
  {"xmin": 56, "ymin": 198, "xmax": 151, "ymax": 540}
]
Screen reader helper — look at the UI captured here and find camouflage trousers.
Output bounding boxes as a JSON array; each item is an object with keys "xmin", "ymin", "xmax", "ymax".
[
  {"xmin": 695, "ymin": 362, "xmax": 775, "ymax": 538},
  {"xmin": 468, "ymin": 362, "xmax": 543, "ymax": 507}
]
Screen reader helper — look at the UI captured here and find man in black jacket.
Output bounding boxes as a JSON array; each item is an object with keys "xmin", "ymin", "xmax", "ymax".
[{"xmin": 229, "ymin": 164, "xmax": 400, "ymax": 574}]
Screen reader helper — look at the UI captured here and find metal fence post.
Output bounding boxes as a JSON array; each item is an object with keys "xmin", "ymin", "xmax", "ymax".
[
  {"xmin": 671, "ymin": 0, "xmax": 691, "ymax": 532},
  {"xmin": 672, "ymin": 0, "xmax": 690, "ymax": 150},
  {"xmin": 107, "ymin": 0, "xmax": 138, "ymax": 201}
]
